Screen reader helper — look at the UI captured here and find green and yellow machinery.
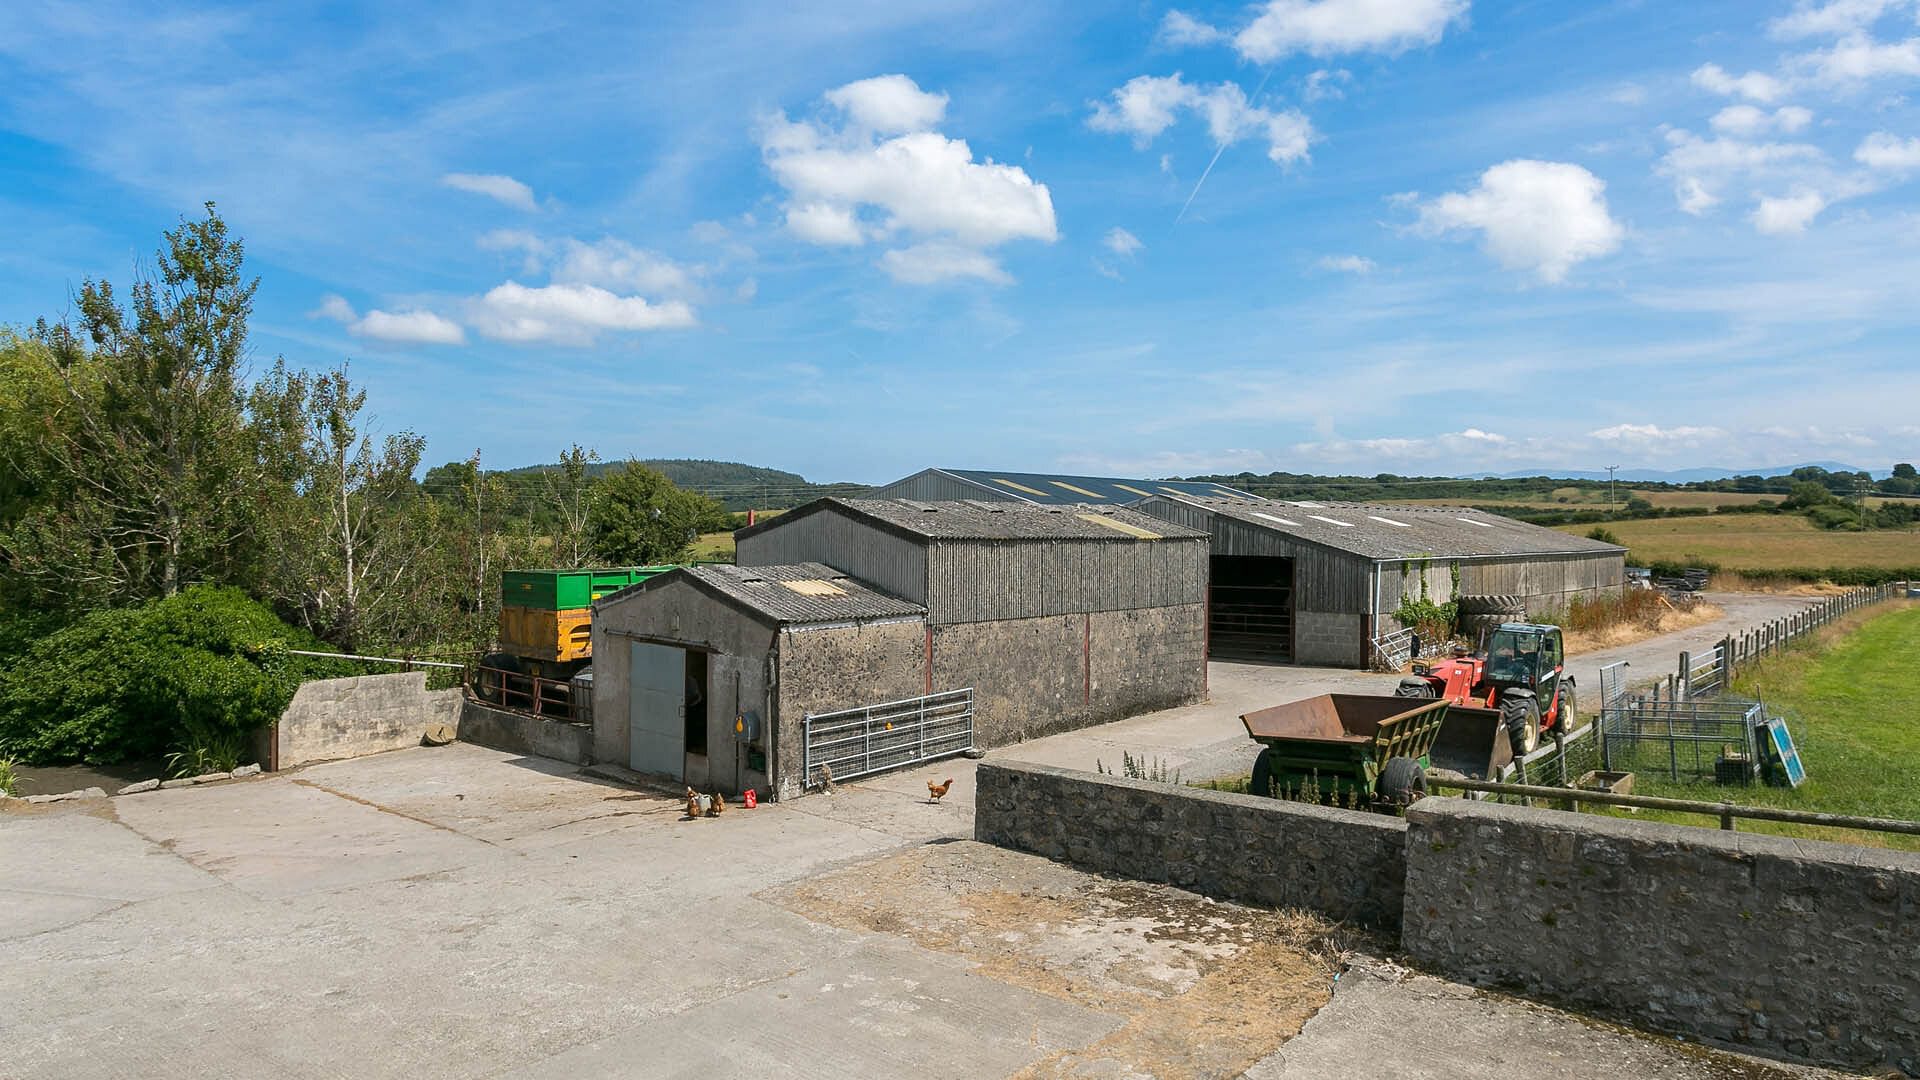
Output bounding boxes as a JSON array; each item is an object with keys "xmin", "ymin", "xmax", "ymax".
[
  {"xmin": 476, "ymin": 566, "xmax": 677, "ymax": 712},
  {"xmin": 1240, "ymin": 693, "xmax": 1512, "ymax": 810}
]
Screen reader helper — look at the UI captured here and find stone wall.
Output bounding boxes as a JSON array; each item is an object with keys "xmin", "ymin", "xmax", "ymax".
[
  {"xmin": 973, "ymin": 761, "xmax": 1407, "ymax": 929},
  {"xmin": 1402, "ymin": 798, "xmax": 1920, "ymax": 1074},
  {"xmin": 774, "ymin": 619, "xmax": 930, "ymax": 801},
  {"xmin": 268, "ymin": 672, "xmax": 462, "ymax": 770},
  {"xmin": 458, "ymin": 701, "xmax": 593, "ymax": 765}
]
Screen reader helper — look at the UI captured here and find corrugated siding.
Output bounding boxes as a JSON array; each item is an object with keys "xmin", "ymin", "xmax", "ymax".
[
  {"xmin": 735, "ymin": 512, "xmax": 929, "ymax": 604},
  {"xmin": 867, "ymin": 469, "xmax": 1007, "ymax": 502},
  {"xmin": 1134, "ymin": 498, "xmax": 1371, "ymax": 613},
  {"xmin": 926, "ymin": 537, "xmax": 1208, "ymax": 624},
  {"xmin": 1457, "ymin": 552, "xmax": 1625, "ymax": 598}
]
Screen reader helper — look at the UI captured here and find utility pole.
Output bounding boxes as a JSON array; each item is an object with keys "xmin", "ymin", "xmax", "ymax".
[{"xmin": 1606, "ymin": 464, "xmax": 1620, "ymax": 513}]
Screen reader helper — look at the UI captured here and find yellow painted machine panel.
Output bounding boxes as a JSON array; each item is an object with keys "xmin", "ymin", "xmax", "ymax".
[{"xmin": 499, "ymin": 606, "xmax": 594, "ymax": 663}]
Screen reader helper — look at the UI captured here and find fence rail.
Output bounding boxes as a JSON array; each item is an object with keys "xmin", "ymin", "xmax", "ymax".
[
  {"xmin": 1713, "ymin": 581, "xmax": 1908, "ymax": 680},
  {"xmin": 1369, "ymin": 627, "xmax": 1417, "ymax": 671},
  {"xmin": 1425, "ymin": 776, "xmax": 1920, "ymax": 837}
]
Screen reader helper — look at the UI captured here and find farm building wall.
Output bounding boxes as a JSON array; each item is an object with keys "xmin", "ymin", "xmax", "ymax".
[
  {"xmin": 924, "ymin": 537, "xmax": 1208, "ymax": 625},
  {"xmin": 591, "ymin": 578, "xmax": 781, "ymax": 795},
  {"xmin": 1373, "ymin": 552, "xmax": 1626, "ymax": 627},
  {"xmin": 771, "ymin": 619, "xmax": 930, "ymax": 801},
  {"xmin": 930, "ymin": 603, "xmax": 1208, "ymax": 747},
  {"xmin": 735, "ymin": 511, "xmax": 929, "ymax": 605}
]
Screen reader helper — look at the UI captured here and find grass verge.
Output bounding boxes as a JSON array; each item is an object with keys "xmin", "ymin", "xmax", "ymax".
[{"xmin": 1602, "ymin": 600, "xmax": 1920, "ymax": 850}]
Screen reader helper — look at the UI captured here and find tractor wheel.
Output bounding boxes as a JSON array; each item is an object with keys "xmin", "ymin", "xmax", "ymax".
[
  {"xmin": 1394, "ymin": 677, "xmax": 1438, "ymax": 699},
  {"xmin": 1377, "ymin": 756, "xmax": 1428, "ymax": 806},
  {"xmin": 1556, "ymin": 682, "xmax": 1578, "ymax": 732},
  {"xmin": 1250, "ymin": 747, "xmax": 1281, "ymax": 798},
  {"xmin": 1502, "ymin": 693, "xmax": 1541, "ymax": 757},
  {"xmin": 474, "ymin": 652, "xmax": 519, "ymax": 703},
  {"xmin": 1457, "ymin": 594, "xmax": 1527, "ymax": 617}
]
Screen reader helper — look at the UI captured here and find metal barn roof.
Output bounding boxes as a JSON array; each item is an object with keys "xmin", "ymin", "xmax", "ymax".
[
  {"xmin": 874, "ymin": 467, "xmax": 1257, "ymax": 505},
  {"xmin": 607, "ymin": 562, "xmax": 926, "ymax": 626},
  {"xmin": 738, "ymin": 497, "xmax": 1209, "ymax": 544},
  {"xmin": 685, "ymin": 563, "xmax": 926, "ymax": 624},
  {"xmin": 1147, "ymin": 496, "xmax": 1628, "ymax": 561}
]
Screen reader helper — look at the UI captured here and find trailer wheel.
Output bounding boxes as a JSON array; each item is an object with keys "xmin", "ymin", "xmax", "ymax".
[
  {"xmin": 1394, "ymin": 677, "xmax": 1438, "ymax": 699},
  {"xmin": 1502, "ymin": 693, "xmax": 1541, "ymax": 757},
  {"xmin": 1377, "ymin": 756, "xmax": 1428, "ymax": 806},
  {"xmin": 1250, "ymin": 747, "xmax": 1279, "ymax": 798},
  {"xmin": 474, "ymin": 652, "xmax": 519, "ymax": 703}
]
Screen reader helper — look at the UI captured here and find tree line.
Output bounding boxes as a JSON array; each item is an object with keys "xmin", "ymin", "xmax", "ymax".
[{"xmin": 0, "ymin": 207, "xmax": 729, "ymax": 703}]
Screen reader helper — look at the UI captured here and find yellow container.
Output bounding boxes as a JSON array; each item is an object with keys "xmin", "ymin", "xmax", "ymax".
[{"xmin": 499, "ymin": 606, "xmax": 594, "ymax": 664}]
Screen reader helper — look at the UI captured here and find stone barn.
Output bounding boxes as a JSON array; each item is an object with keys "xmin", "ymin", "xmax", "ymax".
[{"xmin": 1131, "ymin": 496, "xmax": 1626, "ymax": 668}]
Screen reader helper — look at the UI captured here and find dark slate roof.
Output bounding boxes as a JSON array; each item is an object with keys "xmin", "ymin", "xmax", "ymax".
[
  {"xmin": 915, "ymin": 468, "xmax": 1257, "ymax": 505},
  {"xmin": 1152, "ymin": 497, "xmax": 1628, "ymax": 561},
  {"xmin": 676, "ymin": 563, "xmax": 926, "ymax": 625},
  {"xmin": 737, "ymin": 497, "xmax": 1209, "ymax": 544}
]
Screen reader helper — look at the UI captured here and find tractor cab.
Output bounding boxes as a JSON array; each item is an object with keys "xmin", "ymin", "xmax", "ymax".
[{"xmin": 1484, "ymin": 623, "xmax": 1563, "ymax": 691}]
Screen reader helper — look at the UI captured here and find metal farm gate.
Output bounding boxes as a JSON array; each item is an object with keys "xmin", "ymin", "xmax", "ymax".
[{"xmin": 802, "ymin": 688, "xmax": 975, "ymax": 789}]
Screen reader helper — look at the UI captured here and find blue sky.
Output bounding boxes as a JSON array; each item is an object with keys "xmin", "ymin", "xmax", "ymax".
[{"xmin": 3, "ymin": 1, "xmax": 1919, "ymax": 483}]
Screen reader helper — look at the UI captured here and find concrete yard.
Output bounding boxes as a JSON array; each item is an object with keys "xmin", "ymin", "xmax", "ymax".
[{"xmin": 1, "ymin": 598, "xmax": 1851, "ymax": 1078}]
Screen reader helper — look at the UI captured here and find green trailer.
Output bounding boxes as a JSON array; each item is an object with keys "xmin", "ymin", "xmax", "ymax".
[
  {"xmin": 501, "ymin": 566, "xmax": 680, "ymax": 611},
  {"xmin": 1241, "ymin": 694, "xmax": 1456, "ymax": 808}
]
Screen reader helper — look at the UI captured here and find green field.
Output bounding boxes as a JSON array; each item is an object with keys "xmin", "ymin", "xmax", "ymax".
[
  {"xmin": 1612, "ymin": 602, "xmax": 1920, "ymax": 849},
  {"xmin": 1554, "ymin": 513, "xmax": 1920, "ymax": 571}
]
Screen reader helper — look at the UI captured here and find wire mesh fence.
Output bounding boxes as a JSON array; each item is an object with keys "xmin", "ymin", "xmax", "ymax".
[{"xmin": 1599, "ymin": 695, "xmax": 1764, "ymax": 784}]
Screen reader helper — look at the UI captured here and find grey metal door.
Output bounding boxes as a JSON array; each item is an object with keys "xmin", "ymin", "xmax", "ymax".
[{"xmin": 628, "ymin": 641, "xmax": 684, "ymax": 777}]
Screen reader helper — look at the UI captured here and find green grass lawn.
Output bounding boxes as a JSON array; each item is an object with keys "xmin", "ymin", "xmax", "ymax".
[{"xmin": 1607, "ymin": 601, "xmax": 1920, "ymax": 849}]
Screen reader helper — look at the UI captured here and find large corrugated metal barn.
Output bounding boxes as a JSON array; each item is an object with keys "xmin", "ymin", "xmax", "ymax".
[
  {"xmin": 732, "ymin": 498, "xmax": 1211, "ymax": 790},
  {"xmin": 1132, "ymin": 496, "xmax": 1626, "ymax": 668},
  {"xmin": 874, "ymin": 467, "xmax": 1257, "ymax": 506}
]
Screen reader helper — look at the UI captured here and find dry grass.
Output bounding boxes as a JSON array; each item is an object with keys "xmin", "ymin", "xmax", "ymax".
[
  {"xmin": 1554, "ymin": 513, "xmax": 1920, "ymax": 571},
  {"xmin": 1557, "ymin": 593, "xmax": 1724, "ymax": 655},
  {"xmin": 689, "ymin": 531, "xmax": 735, "ymax": 561}
]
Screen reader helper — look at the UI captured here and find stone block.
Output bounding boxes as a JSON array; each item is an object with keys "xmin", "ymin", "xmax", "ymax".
[{"xmin": 117, "ymin": 779, "xmax": 161, "ymax": 795}]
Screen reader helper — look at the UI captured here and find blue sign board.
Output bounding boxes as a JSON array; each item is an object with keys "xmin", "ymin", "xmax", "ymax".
[{"xmin": 1765, "ymin": 716, "xmax": 1805, "ymax": 788}]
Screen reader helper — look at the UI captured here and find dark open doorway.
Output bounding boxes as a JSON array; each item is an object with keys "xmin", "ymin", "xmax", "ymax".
[
  {"xmin": 684, "ymin": 651, "xmax": 709, "ymax": 756},
  {"xmin": 1209, "ymin": 555, "xmax": 1294, "ymax": 663}
]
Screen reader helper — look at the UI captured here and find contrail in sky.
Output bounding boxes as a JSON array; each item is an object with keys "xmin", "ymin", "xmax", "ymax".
[{"xmin": 1175, "ymin": 66, "xmax": 1276, "ymax": 225}]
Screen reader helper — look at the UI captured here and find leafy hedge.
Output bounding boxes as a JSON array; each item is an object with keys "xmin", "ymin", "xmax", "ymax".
[
  {"xmin": 1633, "ymin": 558, "xmax": 1920, "ymax": 587},
  {"xmin": 0, "ymin": 586, "xmax": 351, "ymax": 765}
]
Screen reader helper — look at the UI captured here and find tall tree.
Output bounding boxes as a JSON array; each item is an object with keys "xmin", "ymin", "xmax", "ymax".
[
  {"xmin": 3, "ymin": 204, "xmax": 266, "ymax": 606},
  {"xmin": 586, "ymin": 462, "xmax": 720, "ymax": 565},
  {"xmin": 544, "ymin": 443, "xmax": 600, "ymax": 569}
]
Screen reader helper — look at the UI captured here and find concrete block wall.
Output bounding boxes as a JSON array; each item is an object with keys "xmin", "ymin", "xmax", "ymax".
[
  {"xmin": 974, "ymin": 761, "xmax": 1408, "ymax": 929},
  {"xmin": 1403, "ymin": 799, "xmax": 1920, "ymax": 1074},
  {"xmin": 1293, "ymin": 610, "xmax": 1362, "ymax": 667},
  {"xmin": 774, "ymin": 620, "xmax": 929, "ymax": 800},
  {"xmin": 269, "ymin": 672, "xmax": 462, "ymax": 770},
  {"xmin": 459, "ymin": 701, "xmax": 594, "ymax": 765}
]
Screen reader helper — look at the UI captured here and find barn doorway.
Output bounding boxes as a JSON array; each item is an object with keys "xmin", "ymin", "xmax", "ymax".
[{"xmin": 1208, "ymin": 555, "xmax": 1294, "ymax": 663}]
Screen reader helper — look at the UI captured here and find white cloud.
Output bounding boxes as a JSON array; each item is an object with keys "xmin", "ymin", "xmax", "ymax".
[
  {"xmin": 1318, "ymin": 254, "xmax": 1376, "ymax": 273},
  {"xmin": 1710, "ymin": 104, "xmax": 1814, "ymax": 137},
  {"xmin": 1771, "ymin": 0, "xmax": 1909, "ymax": 39},
  {"xmin": 821, "ymin": 74, "xmax": 948, "ymax": 135},
  {"xmin": 549, "ymin": 238, "xmax": 695, "ymax": 296},
  {"xmin": 1414, "ymin": 160, "xmax": 1623, "ymax": 283},
  {"xmin": 469, "ymin": 281, "xmax": 695, "ymax": 344},
  {"xmin": 1158, "ymin": 10, "xmax": 1226, "ymax": 47},
  {"xmin": 1798, "ymin": 33, "xmax": 1920, "ymax": 82},
  {"xmin": 1752, "ymin": 190, "xmax": 1830, "ymax": 233},
  {"xmin": 1460, "ymin": 428, "xmax": 1507, "ymax": 443},
  {"xmin": 313, "ymin": 294, "xmax": 466, "ymax": 345},
  {"xmin": 1691, "ymin": 63, "xmax": 1789, "ymax": 103},
  {"xmin": 1089, "ymin": 74, "xmax": 1315, "ymax": 165},
  {"xmin": 1104, "ymin": 227, "xmax": 1143, "ymax": 256},
  {"xmin": 441, "ymin": 172, "xmax": 538, "ymax": 212},
  {"xmin": 1303, "ymin": 68, "xmax": 1353, "ymax": 101},
  {"xmin": 785, "ymin": 202, "xmax": 866, "ymax": 245},
  {"xmin": 1589, "ymin": 423, "xmax": 1728, "ymax": 444},
  {"xmin": 1856, "ymin": 131, "xmax": 1920, "ymax": 168},
  {"xmin": 352, "ymin": 309, "xmax": 467, "ymax": 345},
  {"xmin": 877, "ymin": 243, "xmax": 1012, "ymax": 285},
  {"xmin": 1656, "ymin": 129, "xmax": 1826, "ymax": 216},
  {"xmin": 761, "ymin": 75, "xmax": 1056, "ymax": 286},
  {"xmin": 1233, "ymin": 0, "xmax": 1469, "ymax": 61}
]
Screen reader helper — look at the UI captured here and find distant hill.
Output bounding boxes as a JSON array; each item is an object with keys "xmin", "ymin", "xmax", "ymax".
[
  {"xmin": 505, "ymin": 458, "xmax": 870, "ymax": 510},
  {"xmin": 1469, "ymin": 462, "xmax": 1882, "ymax": 483}
]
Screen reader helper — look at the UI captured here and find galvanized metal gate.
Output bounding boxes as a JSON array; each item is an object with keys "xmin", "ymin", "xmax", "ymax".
[{"xmin": 802, "ymin": 688, "xmax": 974, "ymax": 789}]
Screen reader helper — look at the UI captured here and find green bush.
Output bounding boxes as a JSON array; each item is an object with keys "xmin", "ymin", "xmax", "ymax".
[{"xmin": 0, "ymin": 586, "xmax": 351, "ymax": 765}]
